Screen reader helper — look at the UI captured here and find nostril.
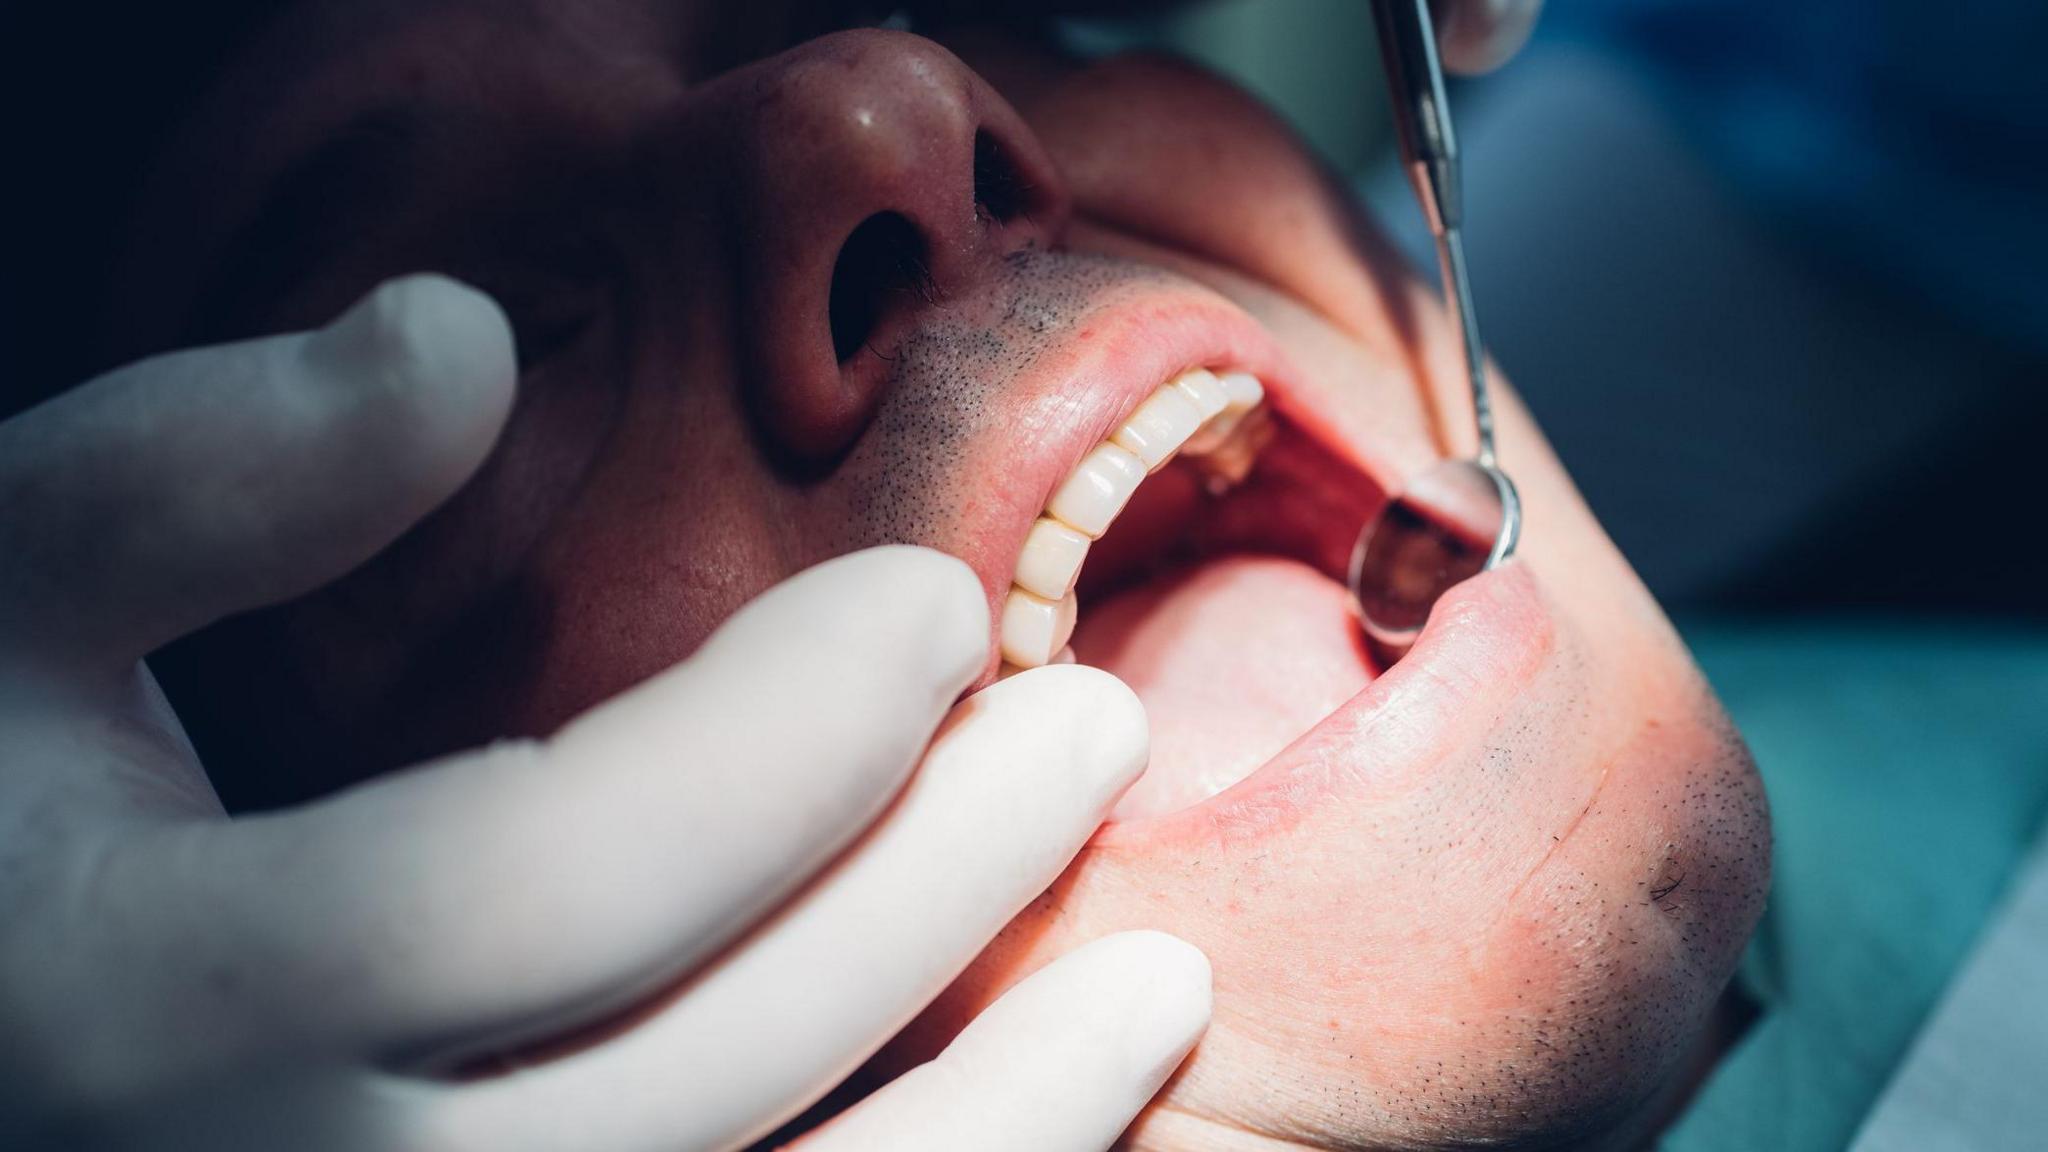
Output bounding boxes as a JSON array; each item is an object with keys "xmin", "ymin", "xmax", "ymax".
[
  {"xmin": 972, "ymin": 129, "xmax": 1033, "ymax": 225},
  {"xmin": 828, "ymin": 212, "xmax": 932, "ymax": 363}
]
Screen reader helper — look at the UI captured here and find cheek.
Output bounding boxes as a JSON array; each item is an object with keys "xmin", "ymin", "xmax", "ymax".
[
  {"xmin": 495, "ymin": 355, "xmax": 799, "ymax": 732},
  {"xmin": 1444, "ymin": 685, "xmax": 1770, "ymax": 1139}
]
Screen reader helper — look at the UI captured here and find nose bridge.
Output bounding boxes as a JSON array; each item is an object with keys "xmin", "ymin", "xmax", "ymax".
[{"xmin": 681, "ymin": 28, "xmax": 1070, "ymax": 468}]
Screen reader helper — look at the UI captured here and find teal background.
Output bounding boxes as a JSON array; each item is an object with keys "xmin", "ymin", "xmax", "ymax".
[{"xmin": 1665, "ymin": 623, "xmax": 2048, "ymax": 1150}]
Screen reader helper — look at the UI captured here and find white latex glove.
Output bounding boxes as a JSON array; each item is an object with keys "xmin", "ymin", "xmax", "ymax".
[
  {"xmin": 0, "ymin": 275, "xmax": 1210, "ymax": 1152},
  {"xmin": 1435, "ymin": 0, "xmax": 1544, "ymax": 74}
]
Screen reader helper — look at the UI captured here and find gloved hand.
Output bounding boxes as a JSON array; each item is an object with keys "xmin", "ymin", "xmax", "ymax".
[
  {"xmin": 0, "ymin": 275, "xmax": 1210, "ymax": 1152},
  {"xmin": 1435, "ymin": 0, "xmax": 1544, "ymax": 74}
]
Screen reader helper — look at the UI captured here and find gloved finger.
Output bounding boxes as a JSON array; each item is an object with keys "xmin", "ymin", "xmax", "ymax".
[
  {"xmin": 422, "ymin": 663, "xmax": 1150, "ymax": 1152},
  {"xmin": 140, "ymin": 548, "xmax": 987, "ymax": 1068},
  {"xmin": 1435, "ymin": 0, "xmax": 1543, "ymax": 75},
  {"xmin": 790, "ymin": 931, "xmax": 1211, "ymax": 1152},
  {"xmin": 0, "ymin": 274, "xmax": 514, "ymax": 674},
  {"xmin": 32, "ymin": 1067, "xmax": 432, "ymax": 1152}
]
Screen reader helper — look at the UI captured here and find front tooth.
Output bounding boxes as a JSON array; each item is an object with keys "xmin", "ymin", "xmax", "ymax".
[
  {"xmin": 1173, "ymin": 368, "xmax": 1231, "ymax": 422},
  {"xmin": 1000, "ymin": 586, "xmax": 1078, "ymax": 668},
  {"xmin": 997, "ymin": 644, "xmax": 1078, "ymax": 681},
  {"xmin": 1046, "ymin": 442, "xmax": 1146, "ymax": 538},
  {"xmin": 1112, "ymin": 382, "xmax": 1206, "ymax": 470},
  {"xmin": 1015, "ymin": 516, "xmax": 1090, "ymax": 601}
]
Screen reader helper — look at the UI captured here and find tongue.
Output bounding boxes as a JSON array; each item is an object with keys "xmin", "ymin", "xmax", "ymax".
[{"xmin": 1071, "ymin": 554, "xmax": 1375, "ymax": 822}]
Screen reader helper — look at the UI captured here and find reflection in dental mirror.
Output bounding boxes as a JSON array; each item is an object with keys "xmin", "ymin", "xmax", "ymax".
[{"xmin": 1347, "ymin": 458, "xmax": 1519, "ymax": 656}]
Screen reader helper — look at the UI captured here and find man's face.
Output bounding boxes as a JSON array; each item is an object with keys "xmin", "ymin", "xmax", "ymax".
[{"xmin": 124, "ymin": 2, "xmax": 1770, "ymax": 1147}]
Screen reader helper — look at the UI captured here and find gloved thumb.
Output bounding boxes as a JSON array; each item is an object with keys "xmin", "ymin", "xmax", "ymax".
[
  {"xmin": 1435, "ymin": 0, "xmax": 1543, "ymax": 75},
  {"xmin": 0, "ymin": 274, "xmax": 515, "ymax": 672}
]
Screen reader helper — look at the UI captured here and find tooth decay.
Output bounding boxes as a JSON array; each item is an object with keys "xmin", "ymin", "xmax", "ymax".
[{"xmin": 998, "ymin": 367, "xmax": 1268, "ymax": 671}]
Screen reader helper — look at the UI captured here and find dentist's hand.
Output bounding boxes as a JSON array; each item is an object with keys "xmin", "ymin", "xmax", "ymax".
[
  {"xmin": 1436, "ymin": 0, "xmax": 1543, "ymax": 74},
  {"xmin": 0, "ymin": 275, "xmax": 1209, "ymax": 1152}
]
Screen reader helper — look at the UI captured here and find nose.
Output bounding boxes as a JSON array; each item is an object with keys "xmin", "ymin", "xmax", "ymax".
[{"xmin": 709, "ymin": 30, "xmax": 1070, "ymax": 467}]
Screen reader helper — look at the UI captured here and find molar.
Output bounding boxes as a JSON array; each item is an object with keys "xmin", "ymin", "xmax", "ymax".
[
  {"xmin": 1194, "ymin": 404, "xmax": 1274, "ymax": 493},
  {"xmin": 1219, "ymin": 370, "xmax": 1265, "ymax": 411},
  {"xmin": 1183, "ymin": 370, "xmax": 1265, "ymax": 456}
]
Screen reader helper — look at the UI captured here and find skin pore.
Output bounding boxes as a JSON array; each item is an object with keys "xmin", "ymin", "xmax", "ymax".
[{"xmin": 82, "ymin": 2, "xmax": 1772, "ymax": 1148}]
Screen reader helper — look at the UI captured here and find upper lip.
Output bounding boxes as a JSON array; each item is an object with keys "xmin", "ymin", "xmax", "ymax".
[{"xmin": 959, "ymin": 266, "xmax": 1322, "ymax": 678}]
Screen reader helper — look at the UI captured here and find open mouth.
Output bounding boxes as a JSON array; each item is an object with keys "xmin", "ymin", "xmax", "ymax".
[{"xmin": 992, "ymin": 362, "xmax": 1394, "ymax": 823}]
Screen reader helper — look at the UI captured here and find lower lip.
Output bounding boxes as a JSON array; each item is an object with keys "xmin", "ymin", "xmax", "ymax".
[{"xmin": 1090, "ymin": 560, "xmax": 1553, "ymax": 848}]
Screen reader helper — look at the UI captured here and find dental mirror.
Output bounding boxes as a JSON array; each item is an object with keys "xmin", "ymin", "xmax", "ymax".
[
  {"xmin": 1347, "ymin": 457, "xmax": 1519, "ymax": 654},
  {"xmin": 1353, "ymin": 0, "xmax": 1519, "ymax": 660}
]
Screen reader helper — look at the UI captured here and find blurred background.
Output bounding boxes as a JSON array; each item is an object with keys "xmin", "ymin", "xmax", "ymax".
[
  {"xmin": 1064, "ymin": 3, "xmax": 2048, "ymax": 1149},
  {"xmin": 1069, "ymin": 0, "xmax": 2048, "ymax": 617}
]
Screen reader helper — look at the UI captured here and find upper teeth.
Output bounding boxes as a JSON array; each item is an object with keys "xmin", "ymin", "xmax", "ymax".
[
  {"xmin": 998, "ymin": 367, "xmax": 1267, "ymax": 669},
  {"xmin": 1014, "ymin": 517, "xmax": 1091, "ymax": 601}
]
